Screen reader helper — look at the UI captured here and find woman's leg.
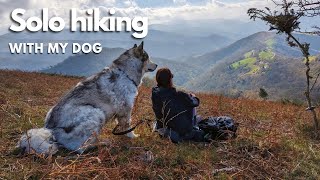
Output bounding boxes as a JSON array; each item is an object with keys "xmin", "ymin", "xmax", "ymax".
[{"xmin": 156, "ymin": 128, "xmax": 182, "ymax": 143}]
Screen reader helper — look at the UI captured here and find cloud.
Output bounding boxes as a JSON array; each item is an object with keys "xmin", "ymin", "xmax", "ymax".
[
  {"xmin": 110, "ymin": 0, "xmax": 274, "ymax": 22},
  {"xmin": 0, "ymin": 0, "xmax": 276, "ymax": 34}
]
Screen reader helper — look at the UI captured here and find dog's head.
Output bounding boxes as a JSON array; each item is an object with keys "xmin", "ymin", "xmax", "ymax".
[
  {"xmin": 133, "ymin": 42, "xmax": 158, "ymax": 73},
  {"xmin": 113, "ymin": 42, "xmax": 157, "ymax": 75}
]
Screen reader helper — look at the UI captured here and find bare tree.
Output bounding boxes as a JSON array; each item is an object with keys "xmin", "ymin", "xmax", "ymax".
[
  {"xmin": 248, "ymin": 0, "xmax": 319, "ymax": 130},
  {"xmin": 297, "ymin": 0, "xmax": 320, "ymax": 16},
  {"xmin": 297, "ymin": 0, "xmax": 320, "ymax": 35}
]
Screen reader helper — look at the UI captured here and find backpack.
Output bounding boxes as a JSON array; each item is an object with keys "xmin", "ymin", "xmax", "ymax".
[{"xmin": 198, "ymin": 116, "xmax": 239, "ymax": 140}]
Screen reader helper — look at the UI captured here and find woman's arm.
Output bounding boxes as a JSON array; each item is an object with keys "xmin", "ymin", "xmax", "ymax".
[{"xmin": 177, "ymin": 91, "xmax": 200, "ymax": 107}]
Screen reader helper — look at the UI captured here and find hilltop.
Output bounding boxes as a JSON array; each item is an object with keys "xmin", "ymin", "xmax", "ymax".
[
  {"xmin": 0, "ymin": 70, "xmax": 319, "ymax": 179},
  {"xmin": 185, "ymin": 32, "xmax": 320, "ymax": 101}
]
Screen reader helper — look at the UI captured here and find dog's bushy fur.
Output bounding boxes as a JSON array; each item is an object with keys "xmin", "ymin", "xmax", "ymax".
[{"xmin": 17, "ymin": 42, "xmax": 157, "ymax": 155}]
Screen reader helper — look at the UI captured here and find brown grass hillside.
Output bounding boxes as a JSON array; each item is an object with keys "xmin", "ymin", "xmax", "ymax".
[{"xmin": 0, "ymin": 70, "xmax": 319, "ymax": 179}]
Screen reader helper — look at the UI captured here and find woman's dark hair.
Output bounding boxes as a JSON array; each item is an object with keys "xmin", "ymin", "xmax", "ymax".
[{"xmin": 156, "ymin": 68, "xmax": 173, "ymax": 88}]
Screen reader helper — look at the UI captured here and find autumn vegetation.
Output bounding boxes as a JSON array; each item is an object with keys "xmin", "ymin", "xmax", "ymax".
[{"xmin": 0, "ymin": 70, "xmax": 320, "ymax": 179}]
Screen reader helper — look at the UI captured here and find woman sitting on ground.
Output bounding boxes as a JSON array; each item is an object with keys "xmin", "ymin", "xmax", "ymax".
[{"xmin": 151, "ymin": 68, "xmax": 205, "ymax": 143}]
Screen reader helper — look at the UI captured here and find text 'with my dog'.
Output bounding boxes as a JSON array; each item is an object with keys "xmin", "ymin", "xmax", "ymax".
[{"xmin": 8, "ymin": 43, "xmax": 102, "ymax": 54}]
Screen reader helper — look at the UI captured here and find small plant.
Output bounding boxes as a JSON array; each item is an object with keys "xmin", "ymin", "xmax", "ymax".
[{"xmin": 259, "ymin": 88, "xmax": 269, "ymax": 100}]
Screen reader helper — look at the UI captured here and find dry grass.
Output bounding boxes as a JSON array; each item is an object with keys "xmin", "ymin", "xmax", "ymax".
[{"xmin": 0, "ymin": 70, "xmax": 320, "ymax": 179}]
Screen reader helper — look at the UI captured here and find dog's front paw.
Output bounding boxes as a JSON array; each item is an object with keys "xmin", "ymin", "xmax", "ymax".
[{"xmin": 126, "ymin": 131, "xmax": 140, "ymax": 138}]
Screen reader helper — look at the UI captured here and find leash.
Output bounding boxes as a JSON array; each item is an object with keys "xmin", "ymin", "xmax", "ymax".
[{"xmin": 112, "ymin": 119, "xmax": 154, "ymax": 135}]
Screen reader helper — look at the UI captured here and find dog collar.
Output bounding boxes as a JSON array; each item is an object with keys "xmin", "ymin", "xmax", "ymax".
[{"xmin": 117, "ymin": 68, "xmax": 139, "ymax": 87}]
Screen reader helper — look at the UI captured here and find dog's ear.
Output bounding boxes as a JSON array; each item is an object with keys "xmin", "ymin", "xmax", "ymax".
[
  {"xmin": 134, "ymin": 41, "xmax": 144, "ymax": 57},
  {"xmin": 133, "ymin": 44, "xmax": 137, "ymax": 48},
  {"xmin": 138, "ymin": 41, "xmax": 144, "ymax": 51}
]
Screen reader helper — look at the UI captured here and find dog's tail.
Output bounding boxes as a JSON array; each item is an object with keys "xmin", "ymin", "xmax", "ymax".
[{"xmin": 17, "ymin": 128, "xmax": 58, "ymax": 155}]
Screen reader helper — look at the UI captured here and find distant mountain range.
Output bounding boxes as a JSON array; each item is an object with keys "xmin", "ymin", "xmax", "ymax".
[
  {"xmin": 43, "ymin": 48, "xmax": 125, "ymax": 76},
  {"xmin": 0, "ymin": 29, "xmax": 234, "ymax": 71},
  {"xmin": 42, "ymin": 47, "xmax": 201, "ymax": 86},
  {"xmin": 150, "ymin": 19, "xmax": 269, "ymax": 39}
]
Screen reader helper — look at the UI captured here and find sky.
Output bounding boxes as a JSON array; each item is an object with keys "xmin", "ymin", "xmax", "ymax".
[{"xmin": 0, "ymin": 0, "xmax": 279, "ymax": 34}]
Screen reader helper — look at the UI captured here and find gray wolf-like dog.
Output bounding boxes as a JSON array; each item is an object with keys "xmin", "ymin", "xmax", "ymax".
[{"xmin": 18, "ymin": 42, "xmax": 157, "ymax": 155}]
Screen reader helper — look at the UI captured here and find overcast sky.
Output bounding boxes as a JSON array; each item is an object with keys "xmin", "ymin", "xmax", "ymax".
[{"xmin": 0, "ymin": 0, "xmax": 280, "ymax": 34}]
